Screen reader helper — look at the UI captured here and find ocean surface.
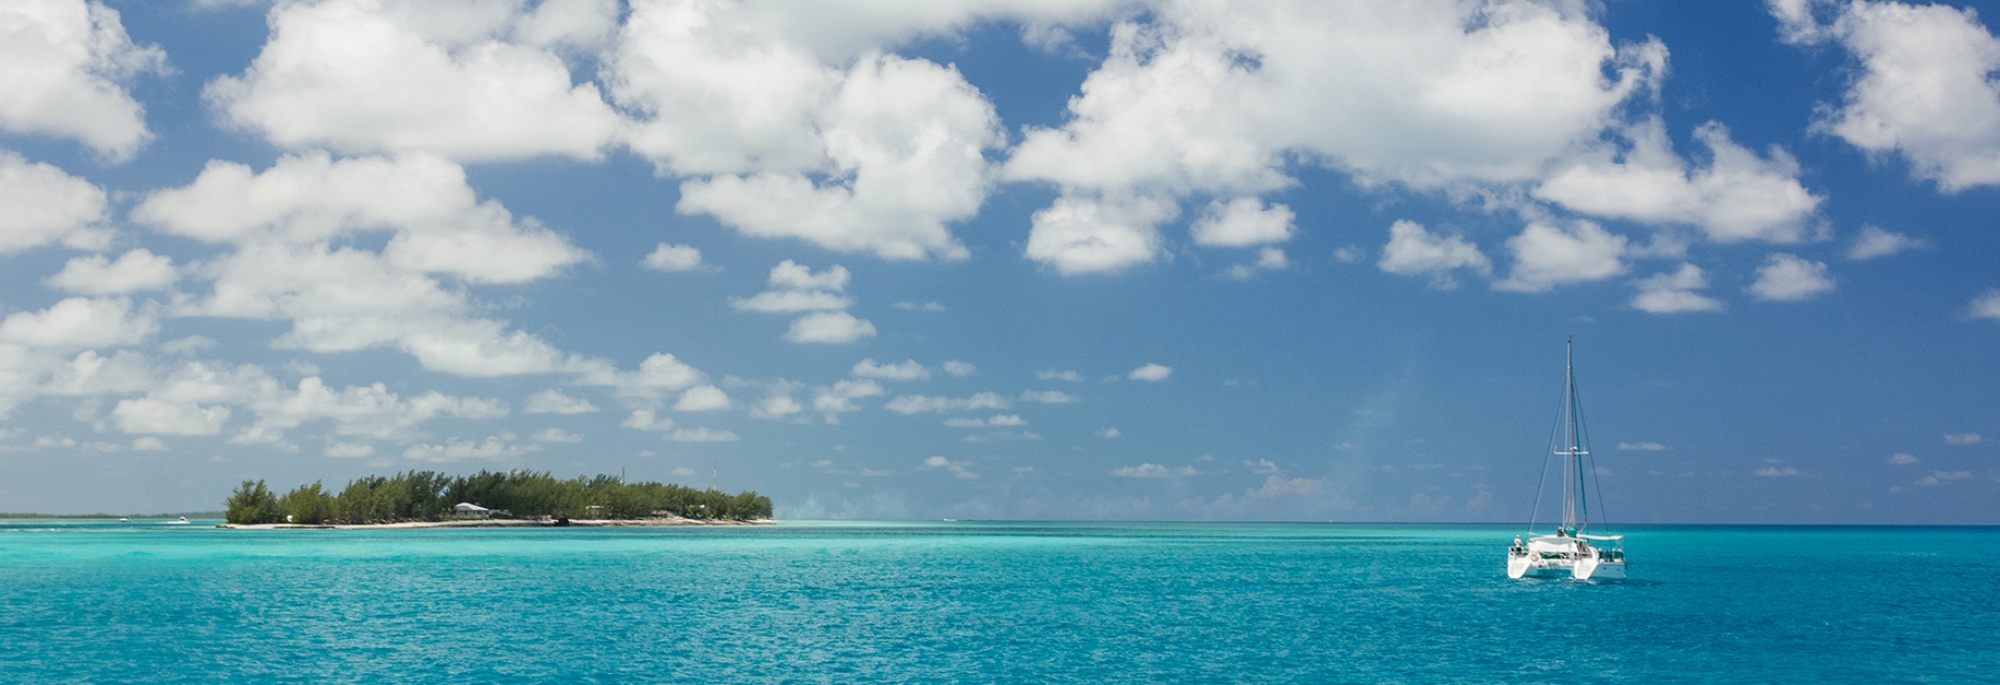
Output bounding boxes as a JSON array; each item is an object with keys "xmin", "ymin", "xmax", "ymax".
[{"xmin": 1, "ymin": 521, "xmax": 1995, "ymax": 684}]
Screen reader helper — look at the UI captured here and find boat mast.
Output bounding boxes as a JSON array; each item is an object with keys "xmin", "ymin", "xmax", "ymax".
[{"xmin": 1557, "ymin": 338, "xmax": 1589, "ymax": 532}]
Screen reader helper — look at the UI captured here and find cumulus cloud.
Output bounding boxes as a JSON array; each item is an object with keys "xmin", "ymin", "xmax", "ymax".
[
  {"xmin": 1774, "ymin": 0, "xmax": 2000, "ymax": 191},
  {"xmin": 1191, "ymin": 197, "xmax": 1295, "ymax": 247},
  {"xmin": 1495, "ymin": 220, "xmax": 1628, "ymax": 292},
  {"xmin": 886, "ymin": 392, "xmax": 1007, "ymax": 414},
  {"xmin": 642, "ymin": 243, "xmax": 704, "ymax": 271},
  {"xmin": 1128, "ymin": 363, "xmax": 1172, "ymax": 381},
  {"xmin": 1020, "ymin": 389, "xmax": 1077, "ymax": 404},
  {"xmin": 0, "ymin": 297, "xmax": 155, "ymax": 349},
  {"xmin": 1111, "ymin": 462, "xmax": 1194, "ymax": 478},
  {"xmin": 1847, "ymin": 224, "xmax": 1925, "ymax": 260},
  {"xmin": 404, "ymin": 435, "xmax": 542, "ymax": 462},
  {"xmin": 785, "ymin": 311, "xmax": 877, "ymax": 344},
  {"xmin": 941, "ymin": 360, "xmax": 976, "ymax": 377},
  {"xmin": 667, "ymin": 427, "xmax": 739, "ymax": 442},
  {"xmin": 1972, "ymin": 289, "xmax": 2000, "ymax": 322},
  {"xmin": 1888, "ymin": 452, "xmax": 1919, "ymax": 464},
  {"xmin": 206, "ymin": 0, "xmax": 622, "ymax": 162},
  {"xmin": 1944, "ymin": 432, "xmax": 1985, "ymax": 445},
  {"xmin": 1748, "ymin": 253, "xmax": 1835, "ymax": 301},
  {"xmin": 1378, "ymin": 220, "xmax": 1490, "ymax": 289},
  {"xmin": 852, "ymin": 358, "xmax": 928, "ymax": 381},
  {"xmin": 1617, "ymin": 441, "xmax": 1668, "ymax": 451},
  {"xmin": 1037, "ymin": 369, "xmax": 1083, "ymax": 382},
  {"xmin": 1630, "ymin": 264, "xmax": 1724, "ymax": 314},
  {"xmin": 1916, "ymin": 470, "xmax": 1973, "ymax": 486},
  {"xmin": 126, "ymin": 152, "xmax": 626, "ymax": 379},
  {"xmin": 811, "ymin": 378, "xmax": 882, "ymax": 423},
  {"xmin": 1534, "ymin": 119, "xmax": 1822, "ymax": 243},
  {"xmin": 0, "ymin": 0, "xmax": 166, "ymax": 161},
  {"xmin": 112, "ymin": 397, "xmax": 230, "ymax": 435},
  {"xmin": 919, "ymin": 454, "xmax": 978, "ymax": 479},
  {"xmin": 0, "ymin": 149, "xmax": 112, "ymax": 254},
  {"xmin": 46, "ymin": 249, "xmax": 176, "ymax": 294},
  {"xmin": 523, "ymin": 389, "xmax": 598, "ymax": 415},
  {"xmin": 1006, "ymin": 2, "xmax": 1665, "ymax": 273},
  {"xmin": 1754, "ymin": 465, "xmax": 1801, "ymax": 477},
  {"xmin": 673, "ymin": 385, "xmax": 731, "ymax": 412},
  {"xmin": 532, "ymin": 427, "xmax": 584, "ymax": 443}
]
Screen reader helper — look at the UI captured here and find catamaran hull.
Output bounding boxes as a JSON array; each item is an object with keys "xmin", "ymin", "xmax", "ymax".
[{"xmin": 1508, "ymin": 557, "xmax": 1625, "ymax": 580}]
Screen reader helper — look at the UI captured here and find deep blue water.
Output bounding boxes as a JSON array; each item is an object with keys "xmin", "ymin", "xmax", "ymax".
[{"xmin": 1, "ymin": 520, "xmax": 1995, "ymax": 684}]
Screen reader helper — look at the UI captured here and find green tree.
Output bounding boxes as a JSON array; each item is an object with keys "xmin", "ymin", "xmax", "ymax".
[{"xmin": 225, "ymin": 479, "xmax": 280, "ymax": 524}]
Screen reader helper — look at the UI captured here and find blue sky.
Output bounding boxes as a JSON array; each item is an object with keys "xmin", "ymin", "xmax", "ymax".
[{"xmin": 2, "ymin": 0, "xmax": 1997, "ymax": 523}]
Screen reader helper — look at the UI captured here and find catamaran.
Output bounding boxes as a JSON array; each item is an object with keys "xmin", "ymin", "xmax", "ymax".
[{"xmin": 1507, "ymin": 340, "xmax": 1626, "ymax": 580}]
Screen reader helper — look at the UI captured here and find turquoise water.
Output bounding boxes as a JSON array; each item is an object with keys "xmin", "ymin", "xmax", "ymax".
[{"xmin": 2, "ymin": 521, "xmax": 1995, "ymax": 683}]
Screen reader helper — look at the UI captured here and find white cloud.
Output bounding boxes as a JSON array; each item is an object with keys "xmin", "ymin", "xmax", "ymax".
[
  {"xmin": 1617, "ymin": 441, "xmax": 1668, "ymax": 451},
  {"xmin": 1378, "ymin": 220, "xmax": 1490, "ymax": 289},
  {"xmin": 1021, "ymin": 193, "xmax": 1175, "ymax": 275},
  {"xmin": 1848, "ymin": 224, "xmax": 1925, "ymax": 260},
  {"xmin": 785, "ymin": 311, "xmax": 877, "ymax": 344},
  {"xmin": 1748, "ymin": 253, "xmax": 1835, "ymax": 301},
  {"xmin": 946, "ymin": 414, "xmax": 1025, "ymax": 428},
  {"xmin": 1191, "ymin": 197, "xmax": 1295, "ymax": 247},
  {"xmin": 524, "ymin": 389, "xmax": 598, "ymax": 415},
  {"xmin": 621, "ymin": 409, "xmax": 675, "ymax": 431},
  {"xmin": 1096, "ymin": 427, "xmax": 1120, "ymax": 438},
  {"xmin": 42, "ymin": 349, "xmax": 151, "ymax": 397},
  {"xmin": 206, "ymin": 0, "xmax": 622, "ymax": 162},
  {"xmin": 852, "ymin": 358, "xmax": 929, "ymax": 381},
  {"xmin": 1754, "ymin": 465, "xmax": 1801, "ymax": 477},
  {"xmin": 1534, "ymin": 119, "xmax": 1822, "ymax": 243},
  {"xmin": 1246, "ymin": 459, "xmax": 1281, "ymax": 474},
  {"xmin": 130, "ymin": 436, "xmax": 167, "ymax": 451},
  {"xmin": 918, "ymin": 454, "xmax": 977, "ymax": 479},
  {"xmin": 1944, "ymin": 432, "xmax": 1985, "ymax": 445},
  {"xmin": 811, "ymin": 378, "xmax": 882, "ymax": 423},
  {"xmin": 1630, "ymin": 264, "xmax": 1724, "ymax": 314},
  {"xmin": 1128, "ymin": 363, "xmax": 1172, "ymax": 381},
  {"xmin": 0, "ymin": 0, "xmax": 166, "ymax": 161},
  {"xmin": 136, "ymin": 152, "xmax": 588, "ymax": 283},
  {"xmin": 941, "ymin": 360, "xmax": 976, "ymax": 377},
  {"xmin": 1020, "ymin": 389, "xmax": 1078, "ymax": 404},
  {"xmin": 1225, "ymin": 247, "xmax": 1289, "ymax": 279},
  {"xmin": 1111, "ymin": 463, "xmax": 1194, "ymax": 478},
  {"xmin": 893, "ymin": 301, "xmax": 946, "ymax": 312},
  {"xmin": 732, "ymin": 290, "xmax": 854, "ymax": 313},
  {"xmin": 1249, "ymin": 474, "xmax": 1326, "ymax": 498},
  {"xmin": 1775, "ymin": 0, "xmax": 2000, "ymax": 191},
  {"xmin": 325, "ymin": 441, "xmax": 375, "ymax": 458},
  {"xmin": 1972, "ymin": 289, "xmax": 2000, "ymax": 322},
  {"xmin": 404, "ymin": 435, "xmax": 541, "ymax": 462},
  {"xmin": 667, "ymin": 427, "xmax": 739, "ymax": 442},
  {"xmin": 1888, "ymin": 452, "xmax": 1919, "ymax": 464},
  {"xmin": 161, "ymin": 335, "xmax": 216, "ymax": 357},
  {"xmin": 673, "ymin": 385, "xmax": 731, "ymax": 412},
  {"xmin": 1495, "ymin": 220, "xmax": 1628, "ymax": 293},
  {"xmin": 0, "ymin": 149, "xmax": 112, "ymax": 253},
  {"xmin": 674, "ymin": 54, "xmax": 998, "ymax": 261},
  {"xmin": 1916, "ymin": 470, "xmax": 1973, "ymax": 486},
  {"xmin": 0, "ymin": 297, "xmax": 155, "ymax": 349},
  {"xmin": 642, "ymin": 243, "xmax": 704, "ymax": 271},
  {"xmin": 244, "ymin": 374, "xmax": 509, "ymax": 442},
  {"xmin": 532, "ymin": 427, "xmax": 584, "ymax": 443},
  {"xmin": 886, "ymin": 392, "xmax": 1007, "ymax": 414},
  {"xmin": 1005, "ymin": 2, "xmax": 1664, "ymax": 273},
  {"xmin": 753, "ymin": 391, "xmax": 804, "ymax": 420},
  {"xmin": 46, "ymin": 249, "xmax": 176, "ymax": 294},
  {"xmin": 112, "ymin": 397, "xmax": 230, "ymax": 435},
  {"xmin": 1037, "ymin": 369, "xmax": 1082, "ymax": 382}
]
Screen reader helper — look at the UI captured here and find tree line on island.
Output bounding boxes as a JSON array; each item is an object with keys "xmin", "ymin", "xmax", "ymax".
[{"xmin": 226, "ymin": 470, "xmax": 773, "ymax": 525}]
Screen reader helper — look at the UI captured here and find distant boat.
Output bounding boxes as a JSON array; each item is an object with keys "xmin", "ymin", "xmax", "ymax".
[
  {"xmin": 163, "ymin": 516, "xmax": 189, "ymax": 525},
  {"xmin": 1508, "ymin": 340, "xmax": 1627, "ymax": 580},
  {"xmin": 119, "ymin": 517, "xmax": 129, "ymax": 522}
]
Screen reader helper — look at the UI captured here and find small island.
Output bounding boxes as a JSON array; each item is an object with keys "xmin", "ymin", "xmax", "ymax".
[{"xmin": 222, "ymin": 470, "xmax": 773, "ymax": 529}]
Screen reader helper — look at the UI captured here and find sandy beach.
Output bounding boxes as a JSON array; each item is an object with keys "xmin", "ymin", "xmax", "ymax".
[{"xmin": 218, "ymin": 517, "xmax": 775, "ymax": 530}]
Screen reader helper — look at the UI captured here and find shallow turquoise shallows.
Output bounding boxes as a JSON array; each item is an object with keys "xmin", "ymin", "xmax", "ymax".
[{"xmin": 2, "ymin": 520, "xmax": 1995, "ymax": 683}]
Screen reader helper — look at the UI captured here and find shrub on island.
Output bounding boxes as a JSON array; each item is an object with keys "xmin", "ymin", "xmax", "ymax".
[{"xmin": 225, "ymin": 470, "xmax": 772, "ymax": 525}]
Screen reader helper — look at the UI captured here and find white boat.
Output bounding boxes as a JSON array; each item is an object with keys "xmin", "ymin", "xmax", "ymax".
[{"xmin": 1507, "ymin": 340, "xmax": 1627, "ymax": 580}]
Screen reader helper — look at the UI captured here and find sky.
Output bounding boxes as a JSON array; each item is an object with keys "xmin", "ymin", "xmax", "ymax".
[{"xmin": 2, "ymin": 0, "xmax": 1998, "ymax": 523}]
